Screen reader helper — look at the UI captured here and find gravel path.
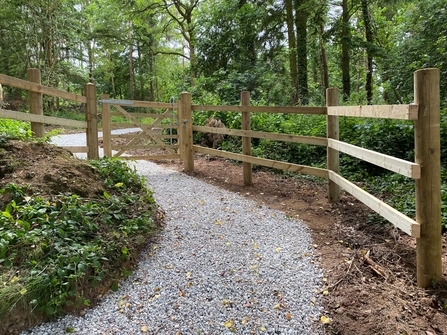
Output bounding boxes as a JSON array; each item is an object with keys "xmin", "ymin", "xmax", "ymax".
[{"xmin": 23, "ymin": 134, "xmax": 324, "ymax": 335}]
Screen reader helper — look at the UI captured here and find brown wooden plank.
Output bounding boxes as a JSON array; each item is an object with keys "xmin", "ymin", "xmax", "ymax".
[
  {"xmin": 61, "ymin": 146, "xmax": 89, "ymax": 153},
  {"xmin": 100, "ymin": 99, "xmax": 177, "ymax": 109},
  {"xmin": 192, "ymin": 126, "xmax": 327, "ymax": 146},
  {"xmin": 329, "ymin": 171, "xmax": 420, "ymax": 237},
  {"xmin": 0, "ymin": 108, "xmax": 87, "ymax": 128},
  {"xmin": 192, "ymin": 104, "xmax": 327, "ymax": 115},
  {"xmin": 112, "ymin": 105, "xmax": 175, "ymax": 154},
  {"xmin": 119, "ymin": 154, "xmax": 180, "ymax": 160},
  {"xmin": 0, "ymin": 73, "xmax": 87, "ymax": 103},
  {"xmin": 193, "ymin": 145, "xmax": 328, "ymax": 179},
  {"xmin": 111, "ymin": 145, "xmax": 178, "ymax": 150},
  {"xmin": 328, "ymin": 139, "xmax": 421, "ymax": 178},
  {"xmin": 109, "ymin": 112, "xmax": 172, "ymax": 118},
  {"xmin": 327, "ymin": 105, "xmax": 418, "ymax": 120}
]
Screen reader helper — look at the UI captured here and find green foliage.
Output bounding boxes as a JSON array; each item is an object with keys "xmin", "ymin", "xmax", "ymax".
[
  {"xmin": 0, "ymin": 119, "xmax": 33, "ymax": 140},
  {"xmin": 0, "ymin": 158, "xmax": 158, "ymax": 320}
]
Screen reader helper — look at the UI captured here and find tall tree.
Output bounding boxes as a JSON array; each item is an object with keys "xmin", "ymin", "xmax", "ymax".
[
  {"xmin": 285, "ymin": 0, "xmax": 298, "ymax": 103},
  {"xmin": 361, "ymin": 0, "xmax": 373, "ymax": 104},
  {"xmin": 295, "ymin": 0, "xmax": 309, "ymax": 105},
  {"xmin": 341, "ymin": 0, "xmax": 351, "ymax": 101}
]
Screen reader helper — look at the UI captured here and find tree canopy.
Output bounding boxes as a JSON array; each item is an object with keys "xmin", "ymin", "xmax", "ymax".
[{"xmin": 0, "ymin": 0, "xmax": 445, "ymax": 107}]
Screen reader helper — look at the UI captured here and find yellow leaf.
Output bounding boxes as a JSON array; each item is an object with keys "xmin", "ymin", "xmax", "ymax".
[
  {"xmin": 165, "ymin": 265, "xmax": 173, "ymax": 269},
  {"xmin": 114, "ymin": 182, "xmax": 123, "ymax": 188},
  {"xmin": 216, "ymin": 221, "xmax": 221, "ymax": 225},
  {"xmin": 119, "ymin": 301, "xmax": 125, "ymax": 306},
  {"xmin": 200, "ymin": 200, "xmax": 205, "ymax": 205},
  {"xmin": 20, "ymin": 288, "xmax": 27, "ymax": 295},
  {"xmin": 187, "ymin": 282, "xmax": 193, "ymax": 287},
  {"xmin": 241, "ymin": 316, "xmax": 250, "ymax": 324},
  {"xmin": 273, "ymin": 304, "xmax": 280, "ymax": 309},
  {"xmin": 252, "ymin": 265, "xmax": 258, "ymax": 270},
  {"xmin": 253, "ymin": 243, "xmax": 259, "ymax": 249},
  {"xmin": 275, "ymin": 247, "xmax": 282, "ymax": 252},
  {"xmin": 153, "ymin": 246, "xmax": 157, "ymax": 250},
  {"xmin": 223, "ymin": 319, "xmax": 235, "ymax": 328},
  {"xmin": 259, "ymin": 325, "xmax": 266, "ymax": 332},
  {"xmin": 304, "ymin": 252, "xmax": 310, "ymax": 256},
  {"xmin": 141, "ymin": 325, "xmax": 149, "ymax": 332},
  {"xmin": 226, "ymin": 242, "xmax": 231, "ymax": 246},
  {"xmin": 154, "ymin": 294, "xmax": 160, "ymax": 299},
  {"xmin": 323, "ymin": 290, "xmax": 329, "ymax": 295},
  {"xmin": 10, "ymin": 276, "xmax": 19, "ymax": 283},
  {"xmin": 320, "ymin": 316, "xmax": 331, "ymax": 324},
  {"xmin": 185, "ymin": 272, "xmax": 192, "ymax": 278}
]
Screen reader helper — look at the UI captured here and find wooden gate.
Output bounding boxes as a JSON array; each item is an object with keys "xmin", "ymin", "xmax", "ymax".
[{"xmin": 100, "ymin": 96, "xmax": 180, "ymax": 160}]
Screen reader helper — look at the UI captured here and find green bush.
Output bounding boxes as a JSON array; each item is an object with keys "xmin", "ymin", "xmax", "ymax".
[{"xmin": 0, "ymin": 158, "xmax": 159, "ymax": 319}]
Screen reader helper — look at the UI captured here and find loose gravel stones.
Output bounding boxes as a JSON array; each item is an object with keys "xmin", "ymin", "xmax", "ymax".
[{"xmin": 24, "ymin": 138, "xmax": 324, "ymax": 334}]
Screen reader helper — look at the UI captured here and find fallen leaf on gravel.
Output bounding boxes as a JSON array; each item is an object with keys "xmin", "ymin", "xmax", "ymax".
[
  {"xmin": 273, "ymin": 304, "xmax": 281, "ymax": 309},
  {"xmin": 275, "ymin": 247, "xmax": 282, "ymax": 252},
  {"xmin": 259, "ymin": 325, "xmax": 266, "ymax": 332},
  {"xmin": 320, "ymin": 316, "xmax": 331, "ymax": 324},
  {"xmin": 323, "ymin": 290, "xmax": 329, "ymax": 295},
  {"xmin": 224, "ymin": 319, "xmax": 236, "ymax": 332},
  {"xmin": 285, "ymin": 313, "xmax": 292, "ymax": 319},
  {"xmin": 253, "ymin": 243, "xmax": 259, "ymax": 249},
  {"xmin": 186, "ymin": 272, "xmax": 192, "ymax": 278},
  {"xmin": 141, "ymin": 326, "xmax": 149, "ymax": 332},
  {"xmin": 241, "ymin": 316, "xmax": 250, "ymax": 324}
]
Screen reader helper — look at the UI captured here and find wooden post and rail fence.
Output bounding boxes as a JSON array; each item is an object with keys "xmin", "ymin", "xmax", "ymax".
[
  {"xmin": 0, "ymin": 68, "xmax": 98, "ymax": 159},
  {"xmin": 0, "ymin": 68, "xmax": 442, "ymax": 287}
]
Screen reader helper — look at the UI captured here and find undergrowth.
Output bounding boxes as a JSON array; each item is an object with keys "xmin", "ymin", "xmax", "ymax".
[{"xmin": 0, "ymin": 158, "xmax": 159, "ymax": 321}]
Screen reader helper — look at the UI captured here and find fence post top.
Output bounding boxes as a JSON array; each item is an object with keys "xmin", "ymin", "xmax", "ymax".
[{"xmin": 414, "ymin": 68, "xmax": 440, "ymax": 74}]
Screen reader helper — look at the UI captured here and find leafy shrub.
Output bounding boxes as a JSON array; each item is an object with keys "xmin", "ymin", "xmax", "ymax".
[{"xmin": 0, "ymin": 158, "xmax": 159, "ymax": 320}]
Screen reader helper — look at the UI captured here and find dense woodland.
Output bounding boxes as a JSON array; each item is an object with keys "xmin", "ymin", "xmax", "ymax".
[{"xmin": 1, "ymin": 0, "xmax": 447, "ymax": 226}]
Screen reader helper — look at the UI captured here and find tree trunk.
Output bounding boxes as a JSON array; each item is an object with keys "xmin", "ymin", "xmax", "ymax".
[
  {"xmin": 295, "ymin": 0, "xmax": 309, "ymax": 105},
  {"xmin": 129, "ymin": 34, "xmax": 135, "ymax": 100},
  {"xmin": 361, "ymin": 0, "xmax": 373, "ymax": 104},
  {"xmin": 320, "ymin": 22, "xmax": 329, "ymax": 89},
  {"xmin": 341, "ymin": 0, "xmax": 350, "ymax": 102},
  {"xmin": 285, "ymin": 0, "xmax": 298, "ymax": 104}
]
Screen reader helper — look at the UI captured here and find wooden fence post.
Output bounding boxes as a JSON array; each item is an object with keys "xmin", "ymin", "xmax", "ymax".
[
  {"xmin": 0, "ymin": 84, "xmax": 3, "ymax": 102},
  {"xmin": 180, "ymin": 92, "xmax": 194, "ymax": 171},
  {"xmin": 241, "ymin": 91, "xmax": 253, "ymax": 185},
  {"xmin": 414, "ymin": 68, "xmax": 442, "ymax": 287},
  {"xmin": 85, "ymin": 83, "xmax": 99, "ymax": 160},
  {"xmin": 101, "ymin": 94, "xmax": 112, "ymax": 157},
  {"xmin": 27, "ymin": 68, "xmax": 45, "ymax": 138},
  {"xmin": 326, "ymin": 88, "xmax": 340, "ymax": 202}
]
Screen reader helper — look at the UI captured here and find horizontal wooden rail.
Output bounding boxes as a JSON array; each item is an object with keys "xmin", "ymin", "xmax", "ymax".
[
  {"xmin": 193, "ymin": 125, "xmax": 327, "ymax": 146},
  {"xmin": 109, "ymin": 112, "xmax": 175, "ymax": 118},
  {"xmin": 329, "ymin": 171, "xmax": 420, "ymax": 237},
  {"xmin": 0, "ymin": 108, "xmax": 87, "ymax": 128},
  {"xmin": 328, "ymin": 139, "xmax": 421, "ymax": 178},
  {"xmin": 327, "ymin": 104, "xmax": 418, "ymax": 120},
  {"xmin": 110, "ymin": 123, "xmax": 177, "ymax": 129},
  {"xmin": 101, "ymin": 99, "xmax": 177, "ymax": 109},
  {"xmin": 192, "ymin": 104, "xmax": 327, "ymax": 115},
  {"xmin": 110, "ymin": 133, "xmax": 179, "ymax": 139},
  {"xmin": 111, "ymin": 144, "xmax": 179, "ymax": 150},
  {"xmin": 61, "ymin": 146, "xmax": 88, "ymax": 153},
  {"xmin": 118, "ymin": 154, "xmax": 180, "ymax": 160},
  {"xmin": 194, "ymin": 145, "xmax": 328, "ymax": 179},
  {"xmin": 0, "ymin": 74, "xmax": 87, "ymax": 103}
]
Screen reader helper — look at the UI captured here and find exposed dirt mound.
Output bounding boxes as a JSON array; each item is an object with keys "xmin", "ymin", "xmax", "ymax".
[{"xmin": 0, "ymin": 140, "xmax": 106, "ymax": 200}]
